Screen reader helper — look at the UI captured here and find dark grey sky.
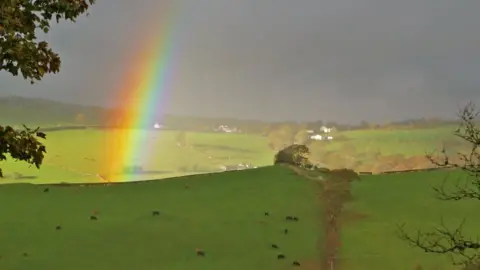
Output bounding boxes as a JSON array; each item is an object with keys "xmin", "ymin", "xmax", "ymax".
[{"xmin": 2, "ymin": 0, "xmax": 480, "ymax": 123}]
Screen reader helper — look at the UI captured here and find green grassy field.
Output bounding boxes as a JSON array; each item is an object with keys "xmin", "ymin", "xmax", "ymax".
[
  {"xmin": 0, "ymin": 166, "xmax": 323, "ymax": 270},
  {"xmin": 341, "ymin": 170, "xmax": 480, "ymax": 270},
  {"xmin": 311, "ymin": 126, "xmax": 459, "ymax": 157},
  {"xmin": 0, "ymin": 129, "xmax": 274, "ymax": 184},
  {"xmin": 3, "ymin": 103, "xmax": 478, "ymax": 269},
  {"xmin": 1, "ymin": 125, "xmax": 478, "ymax": 269},
  {"xmin": 0, "ymin": 125, "xmax": 462, "ymax": 184}
]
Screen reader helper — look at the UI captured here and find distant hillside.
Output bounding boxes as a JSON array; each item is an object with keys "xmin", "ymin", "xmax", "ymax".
[
  {"xmin": 0, "ymin": 96, "xmax": 466, "ymax": 133},
  {"xmin": 0, "ymin": 96, "xmax": 106, "ymax": 127},
  {"xmin": 0, "ymin": 96, "xmax": 271, "ymax": 132}
]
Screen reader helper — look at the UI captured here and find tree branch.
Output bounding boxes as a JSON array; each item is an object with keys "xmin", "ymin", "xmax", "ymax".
[
  {"xmin": 398, "ymin": 220, "xmax": 480, "ymax": 267},
  {"xmin": 399, "ymin": 102, "xmax": 480, "ymax": 268}
]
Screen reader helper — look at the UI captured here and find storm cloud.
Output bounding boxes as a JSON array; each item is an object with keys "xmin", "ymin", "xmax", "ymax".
[{"xmin": 1, "ymin": 0, "xmax": 479, "ymax": 123}]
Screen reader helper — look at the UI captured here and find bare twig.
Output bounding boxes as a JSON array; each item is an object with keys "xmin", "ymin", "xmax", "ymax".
[
  {"xmin": 399, "ymin": 102, "xmax": 480, "ymax": 267},
  {"xmin": 397, "ymin": 219, "xmax": 480, "ymax": 267}
]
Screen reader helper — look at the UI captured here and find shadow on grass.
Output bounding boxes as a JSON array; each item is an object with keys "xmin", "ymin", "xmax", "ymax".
[{"xmin": 2, "ymin": 175, "xmax": 38, "ymax": 180}]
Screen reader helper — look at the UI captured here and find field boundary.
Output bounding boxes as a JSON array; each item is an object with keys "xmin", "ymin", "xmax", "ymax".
[
  {"xmin": 33, "ymin": 165, "xmax": 456, "ymax": 187},
  {"xmin": 357, "ymin": 165, "xmax": 455, "ymax": 175}
]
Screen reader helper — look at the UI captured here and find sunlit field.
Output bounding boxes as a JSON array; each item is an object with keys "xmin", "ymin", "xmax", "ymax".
[
  {"xmin": 315, "ymin": 126, "xmax": 458, "ymax": 156},
  {"xmin": 1, "ymin": 123, "xmax": 478, "ymax": 270},
  {"xmin": 0, "ymin": 125, "xmax": 463, "ymax": 184},
  {"xmin": 0, "ymin": 129, "xmax": 274, "ymax": 184},
  {"xmin": 0, "ymin": 166, "xmax": 323, "ymax": 270}
]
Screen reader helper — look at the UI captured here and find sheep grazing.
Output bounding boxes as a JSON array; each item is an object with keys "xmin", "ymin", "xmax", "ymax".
[
  {"xmin": 43, "ymin": 188, "xmax": 49, "ymax": 193},
  {"xmin": 271, "ymin": 244, "xmax": 279, "ymax": 249},
  {"xmin": 277, "ymin": 254, "xmax": 285, "ymax": 260},
  {"xmin": 90, "ymin": 215, "xmax": 98, "ymax": 220},
  {"xmin": 195, "ymin": 248, "xmax": 205, "ymax": 257},
  {"xmin": 152, "ymin": 210, "xmax": 160, "ymax": 216},
  {"xmin": 264, "ymin": 212, "xmax": 270, "ymax": 216},
  {"xmin": 55, "ymin": 225, "xmax": 62, "ymax": 230},
  {"xmin": 292, "ymin": 261, "xmax": 301, "ymax": 266},
  {"xmin": 285, "ymin": 216, "xmax": 294, "ymax": 221}
]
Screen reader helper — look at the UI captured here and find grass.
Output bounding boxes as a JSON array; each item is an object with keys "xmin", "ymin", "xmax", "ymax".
[
  {"xmin": 1, "ymin": 124, "xmax": 479, "ymax": 269},
  {"xmin": 0, "ymin": 125, "xmax": 460, "ymax": 184},
  {"xmin": 0, "ymin": 166, "xmax": 323, "ymax": 270},
  {"xmin": 188, "ymin": 132, "xmax": 274, "ymax": 165},
  {"xmin": 341, "ymin": 170, "xmax": 480, "ymax": 270},
  {"xmin": 2, "ymin": 110, "xmax": 477, "ymax": 270},
  {"xmin": 0, "ymin": 129, "xmax": 274, "ymax": 184},
  {"xmin": 311, "ymin": 126, "xmax": 459, "ymax": 157}
]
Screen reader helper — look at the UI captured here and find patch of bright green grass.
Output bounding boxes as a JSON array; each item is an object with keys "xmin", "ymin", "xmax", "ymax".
[
  {"xmin": 0, "ymin": 129, "xmax": 274, "ymax": 184},
  {"xmin": 311, "ymin": 126, "xmax": 459, "ymax": 157},
  {"xmin": 341, "ymin": 170, "xmax": 480, "ymax": 270},
  {"xmin": 188, "ymin": 132, "xmax": 274, "ymax": 165},
  {"xmin": 0, "ymin": 166, "xmax": 323, "ymax": 270}
]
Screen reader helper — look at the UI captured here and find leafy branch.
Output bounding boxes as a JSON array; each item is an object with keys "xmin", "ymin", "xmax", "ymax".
[
  {"xmin": 0, "ymin": 125, "xmax": 47, "ymax": 177},
  {"xmin": 0, "ymin": 0, "xmax": 95, "ymax": 83}
]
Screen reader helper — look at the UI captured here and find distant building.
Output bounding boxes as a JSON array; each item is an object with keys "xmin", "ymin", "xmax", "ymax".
[
  {"xmin": 320, "ymin": 126, "xmax": 332, "ymax": 133},
  {"xmin": 215, "ymin": 125, "xmax": 239, "ymax": 133},
  {"xmin": 153, "ymin": 123, "xmax": 162, "ymax": 129},
  {"xmin": 310, "ymin": 134, "xmax": 334, "ymax": 141}
]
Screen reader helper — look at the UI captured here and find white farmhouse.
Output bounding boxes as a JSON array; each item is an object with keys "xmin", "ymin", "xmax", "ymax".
[
  {"xmin": 153, "ymin": 122, "xmax": 162, "ymax": 129},
  {"xmin": 320, "ymin": 126, "xmax": 332, "ymax": 133},
  {"xmin": 215, "ymin": 125, "xmax": 239, "ymax": 133},
  {"xmin": 310, "ymin": 134, "xmax": 334, "ymax": 141}
]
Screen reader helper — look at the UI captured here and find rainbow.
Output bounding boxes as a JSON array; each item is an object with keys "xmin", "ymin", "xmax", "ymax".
[{"xmin": 103, "ymin": 3, "xmax": 182, "ymax": 182}]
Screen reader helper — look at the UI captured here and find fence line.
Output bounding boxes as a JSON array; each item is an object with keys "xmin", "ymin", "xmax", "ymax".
[{"xmin": 358, "ymin": 166, "xmax": 455, "ymax": 175}]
